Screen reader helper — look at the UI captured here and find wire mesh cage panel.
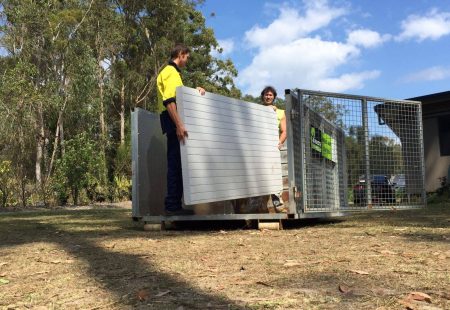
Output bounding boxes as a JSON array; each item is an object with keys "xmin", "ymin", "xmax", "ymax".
[{"xmin": 288, "ymin": 89, "xmax": 426, "ymax": 213}]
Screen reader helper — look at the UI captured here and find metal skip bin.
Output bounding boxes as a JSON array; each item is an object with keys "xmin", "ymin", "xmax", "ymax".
[
  {"xmin": 131, "ymin": 86, "xmax": 288, "ymax": 226},
  {"xmin": 284, "ymin": 89, "xmax": 426, "ymax": 215},
  {"xmin": 131, "ymin": 87, "xmax": 426, "ymax": 227}
]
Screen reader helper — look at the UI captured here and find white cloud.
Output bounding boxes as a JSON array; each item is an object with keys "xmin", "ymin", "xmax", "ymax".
[
  {"xmin": 237, "ymin": 1, "xmax": 381, "ymax": 96},
  {"xmin": 244, "ymin": 0, "xmax": 346, "ymax": 49},
  {"xmin": 397, "ymin": 9, "xmax": 450, "ymax": 41},
  {"xmin": 316, "ymin": 70, "xmax": 380, "ymax": 91},
  {"xmin": 212, "ymin": 39, "xmax": 235, "ymax": 58},
  {"xmin": 403, "ymin": 66, "xmax": 450, "ymax": 82},
  {"xmin": 347, "ymin": 29, "xmax": 391, "ymax": 48},
  {"xmin": 238, "ymin": 37, "xmax": 378, "ymax": 95}
]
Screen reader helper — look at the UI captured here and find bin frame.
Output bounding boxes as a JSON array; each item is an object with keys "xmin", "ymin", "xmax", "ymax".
[{"xmin": 131, "ymin": 88, "xmax": 426, "ymax": 225}]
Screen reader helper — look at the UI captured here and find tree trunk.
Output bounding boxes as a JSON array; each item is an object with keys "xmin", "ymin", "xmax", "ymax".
[
  {"xmin": 73, "ymin": 187, "xmax": 79, "ymax": 206},
  {"xmin": 60, "ymin": 116, "xmax": 65, "ymax": 156},
  {"xmin": 47, "ymin": 110, "xmax": 63, "ymax": 180},
  {"xmin": 20, "ymin": 175, "xmax": 26, "ymax": 208},
  {"xmin": 99, "ymin": 76, "xmax": 106, "ymax": 140},
  {"xmin": 0, "ymin": 188, "xmax": 7, "ymax": 208},
  {"xmin": 35, "ymin": 102, "xmax": 44, "ymax": 185},
  {"xmin": 120, "ymin": 79, "xmax": 125, "ymax": 145}
]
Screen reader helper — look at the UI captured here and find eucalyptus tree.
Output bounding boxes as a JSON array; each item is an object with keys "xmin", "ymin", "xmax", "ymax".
[{"xmin": 0, "ymin": 0, "xmax": 243, "ymax": 205}]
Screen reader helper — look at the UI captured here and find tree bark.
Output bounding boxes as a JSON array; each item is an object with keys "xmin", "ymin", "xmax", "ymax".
[
  {"xmin": 47, "ymin": 109, "xmax": 63, "ymax": 180},
  {"xmin": 120, "ymin": 79, "xmax": 125, "ymax": 145},
  {"xmin": 99, "ymin": 74, "xmax": 106, "ymax": 140},
  {"xmin": 35, "ymin": 102, "xmax": 45, "ymax": 185},
  {"xmin": 60, "ymin": 114, "xmax": 65, "ymax": 157}
]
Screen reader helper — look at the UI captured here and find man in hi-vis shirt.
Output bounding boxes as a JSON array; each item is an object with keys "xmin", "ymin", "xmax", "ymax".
[{"xmin": 157, "ymin": 44, "xmax": 205, "ymax": 216}]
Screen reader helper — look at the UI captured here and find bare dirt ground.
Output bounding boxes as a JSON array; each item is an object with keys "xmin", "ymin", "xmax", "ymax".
[{"xmin": 0, "ymin": 201, "xmax": 449, "ymax": 310}]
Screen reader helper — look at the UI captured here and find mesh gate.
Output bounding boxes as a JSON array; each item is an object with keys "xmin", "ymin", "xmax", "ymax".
[{"xmin": 287, "ymin": 89, "xmax": 426, "ymax": 213}]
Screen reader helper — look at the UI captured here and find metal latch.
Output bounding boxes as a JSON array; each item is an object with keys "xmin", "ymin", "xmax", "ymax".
[
  {"xmin": 293, "ymin": 186, "xmax": 301, "ymax": 200},
  {"xmin": 291, "ymin": 109, "xmax": 299, "ymax": 120}
]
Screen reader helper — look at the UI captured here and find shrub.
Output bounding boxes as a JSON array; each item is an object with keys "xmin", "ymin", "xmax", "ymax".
[
  {"xmin": 0, "ymin": 160, "xmax": 13, "ymax": 207},
  {"xmin": 54, "ymin": 133, "xmax": 104, "ymax": 205}
]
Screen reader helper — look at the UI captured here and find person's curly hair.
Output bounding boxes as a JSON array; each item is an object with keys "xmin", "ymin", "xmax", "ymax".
[{"xmin": 260, "ymin": 86, "xmax": 277, "ymax": 102}]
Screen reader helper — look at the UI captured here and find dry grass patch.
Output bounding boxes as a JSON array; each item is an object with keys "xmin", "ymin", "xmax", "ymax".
[{"xmin": 0, "ymin": 202, "xmax": 449, "ymax": 309}]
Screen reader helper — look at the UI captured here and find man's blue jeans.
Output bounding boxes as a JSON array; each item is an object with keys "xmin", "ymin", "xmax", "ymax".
[{"xmin": 165, "ymin": 131, "xmax": 183, "ymax": 211}]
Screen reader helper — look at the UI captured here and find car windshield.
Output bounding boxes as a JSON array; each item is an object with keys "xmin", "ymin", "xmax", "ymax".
[{"xmin": 372, "ymin": 175, "xmax": 387, "ymax": 183}]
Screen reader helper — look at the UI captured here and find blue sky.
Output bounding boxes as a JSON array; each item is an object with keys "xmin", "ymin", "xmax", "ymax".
[{"xmin": 199, "ymin": 0, "xmax": 450, "ymax": 99}]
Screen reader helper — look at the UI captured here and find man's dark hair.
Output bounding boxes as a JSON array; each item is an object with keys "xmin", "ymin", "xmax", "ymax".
[
  {"xmin": 260, "ymin": 86, "xmax": 278, "ymax": 102},
  {"xmin": 170, "ymin": 44, "xmax": 190, "ymax": 59}
]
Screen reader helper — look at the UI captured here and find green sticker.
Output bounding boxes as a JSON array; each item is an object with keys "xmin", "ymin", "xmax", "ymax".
[
  {"xmin": 321, "ymin": 132, "xmax": 332, "ymax": 161},
  {"xmin": 310, "ymin": 127, "xmax": 322, "ymax": 153}
]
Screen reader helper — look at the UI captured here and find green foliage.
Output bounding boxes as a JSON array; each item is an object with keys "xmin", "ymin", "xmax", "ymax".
[
  {"xmin": 303, "ymin": 95, "xmax": 346, "ymax": 127},
  {"xmin": 241, "ymin": 93, "xmax": 285, "ymax": 109},
  {"xmin": 112, "ymin": 175, "xmax": 132, "ymax": 201},
  {"xmin": 54, "ymin": 133, "xmax": 104, "ymax": 205},
  {"xmin": 0, "ymin": 0, "xmax": 243, "ymax": 207},
  {"xmin": 114, "ymin": 141, "xmax": 132, "ymax": 178},
  {"xmin": 0, "ymin": 160, "xmax": 13, "ymax": 207}
]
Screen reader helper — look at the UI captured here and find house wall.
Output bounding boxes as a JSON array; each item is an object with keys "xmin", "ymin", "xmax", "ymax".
[{"xmin": 423, "ymin": 117, "xmax": 450, "ymax": 192}]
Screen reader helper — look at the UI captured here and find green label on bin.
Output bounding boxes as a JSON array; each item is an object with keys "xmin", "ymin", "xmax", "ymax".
[
  {"xmin": 311, "ymin": 126, "xmax": 322, "ymax": 153},
  {"xmin": 321, "ymin": 132, "xmax": 332, "ymax": 161}
]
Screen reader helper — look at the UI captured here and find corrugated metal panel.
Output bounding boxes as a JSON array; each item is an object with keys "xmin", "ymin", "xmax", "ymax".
[{"xmin": 177, "ymin": 86, "xmax": 283, "ymax": 205}]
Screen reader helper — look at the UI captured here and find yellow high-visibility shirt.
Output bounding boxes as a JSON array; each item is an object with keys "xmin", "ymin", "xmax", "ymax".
[
  {"xmin": 156, "ymin": 61, "xmax": 183, "ymax": 113},
  {"xmin": 275, "ymin": 107, "xmax": 285, "ymax": 132}
]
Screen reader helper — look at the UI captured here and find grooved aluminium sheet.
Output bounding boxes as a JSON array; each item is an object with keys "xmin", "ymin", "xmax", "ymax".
[{"xmin": 177, "ymin": 86, "xmax": 283, "ymax": 205}]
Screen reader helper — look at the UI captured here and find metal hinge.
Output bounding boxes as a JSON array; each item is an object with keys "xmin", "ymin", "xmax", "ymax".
[{"xmin": 291, "ymin": 109, "xmax": 299, "ymax": 120}]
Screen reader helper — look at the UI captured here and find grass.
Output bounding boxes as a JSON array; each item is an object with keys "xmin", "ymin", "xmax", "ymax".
[{"xmin": 0, "ymin": 201, "xmax": 449, "ymax": 309}]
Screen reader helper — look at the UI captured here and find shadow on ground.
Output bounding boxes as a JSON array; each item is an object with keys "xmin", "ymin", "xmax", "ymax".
[{"xmin": 0, "ymin": 209, "xmax": 246, "ymax": 309}]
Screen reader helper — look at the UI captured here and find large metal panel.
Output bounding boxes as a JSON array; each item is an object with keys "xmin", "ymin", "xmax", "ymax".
[
  {"xmin": 177, "ymin": 86, "xmax": 283, "ymax": 205},
  {"xmin": 131, "ymin": 108, "xmax": 166, "ymax": 217}
]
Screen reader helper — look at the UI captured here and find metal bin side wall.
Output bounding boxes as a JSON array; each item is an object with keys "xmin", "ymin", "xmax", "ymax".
[{"xmin": 131, "ymin": 108, "xmax": 166, "ymax": 217}]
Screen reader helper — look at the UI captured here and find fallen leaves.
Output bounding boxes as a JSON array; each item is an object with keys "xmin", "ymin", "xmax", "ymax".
[
  {"xmin": 106, "ymin": 243, "xmax": 116, "ymax": 249},
  {"xmin": 407, "ymin": 292, "xmax": 432, "ymax": 303},
  {"xmin": 283, "ymin": 260, "xmax": 301, "ymax": 267},
  {"xmin": 155, "ymin": 290, "xmax": 171, "ymax": 297},
  {"xmin": 379, "ymin": 249, "xmax": 397, "ymax": 255},
  {"xmin": 338, "ymin": 284, "xmax": 351, "ymax": 294},
  {"xmin": 255, "ymin": 281, "xmax": 272, "ymax": 287},
  {"xmin": 137, "ymin": 289, "xmax": 150, "ymax": 302},
  {"xmin": 136, "ymin": 289, "xmax": 171, "ymax": 302},
  {"xmin": 399, "ymin": 292, "xmax": 435, "ymax": 310},
  {"xmin": 348, "ymin": 269, "xmax": 370, "ymax": 275}
]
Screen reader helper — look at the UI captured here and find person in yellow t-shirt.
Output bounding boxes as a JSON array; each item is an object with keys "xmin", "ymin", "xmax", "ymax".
[
  {"xmin": 261, "ymin": 86, "xmax": 286, "ymax": 148},
  {"xmin": 261, "ymin": 86, "xmax": 287, "ymax": 212},
  {"xmin": 157, "ymin": 44, "xmax": 205, "ymax": 216}
]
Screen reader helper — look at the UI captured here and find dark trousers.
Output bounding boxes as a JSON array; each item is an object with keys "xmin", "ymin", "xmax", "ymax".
[{"xmin": 165, "ymin": 131, "xmax": 183, "ymax": 211}]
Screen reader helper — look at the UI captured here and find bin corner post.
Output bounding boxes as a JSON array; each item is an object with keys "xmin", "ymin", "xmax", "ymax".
[
  {"xmin": 416, "ymin": 103, "xmax": 427, "ymax": 206},
  {"xmin": 361, "ymin": 98, "xmax": 372, "ymax": 207},
  {"xmin": 285, "ymin": 90, "xmax": 297, "ymax": 215},
  {"xmin": 286, "ymin": 89, "xmax": 307, "ymax": 215},
  {"xmin": 131, "ymin": 108, "xmax": 140, "ymax": 218}
]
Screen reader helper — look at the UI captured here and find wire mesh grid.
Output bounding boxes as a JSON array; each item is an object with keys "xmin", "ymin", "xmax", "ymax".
[{"xmin": 292, "ymin": 89, "xmax": 425, "ymax": 212}]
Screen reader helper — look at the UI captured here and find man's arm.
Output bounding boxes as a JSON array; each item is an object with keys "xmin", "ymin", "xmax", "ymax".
[
  {"xmin": 166, "ymin": 102, "xmax": 188, "ymax": 144},
  {"xmin": 166, "ymin": 87, "xmax": 206, "ymax": 144},
  {"xmin": 278, "ymin": 113, "xmax": 287, "ymax": 149}
]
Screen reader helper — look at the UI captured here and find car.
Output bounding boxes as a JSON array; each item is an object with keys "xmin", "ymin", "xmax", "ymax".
[
  {"xmin": 391, "ymin": 174, "xmax": 405, "ymax": 190},
  {"xmin": 353, "ymin": 175, "xmax": 396, "ymax": 204}
]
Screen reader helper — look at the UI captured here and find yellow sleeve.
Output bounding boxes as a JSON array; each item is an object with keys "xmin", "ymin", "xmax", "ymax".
[{"xmin": 160, "ymin": 67, "xmax": 183, "ymax": 107}]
